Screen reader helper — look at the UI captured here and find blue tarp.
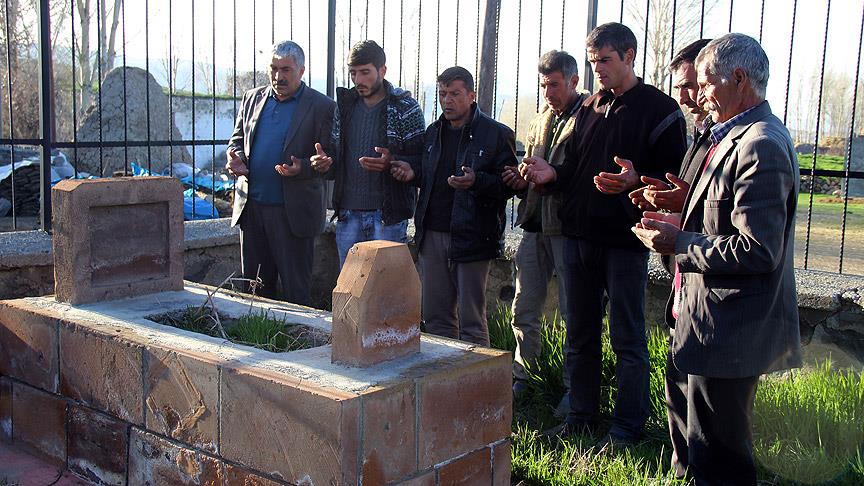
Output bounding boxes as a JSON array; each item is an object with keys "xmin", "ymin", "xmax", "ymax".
[{"xmin": 130, "ymin": 163, "xmax": 217, "ymax": 220}]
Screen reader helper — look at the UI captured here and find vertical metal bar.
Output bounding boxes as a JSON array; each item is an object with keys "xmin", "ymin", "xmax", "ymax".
[
  {"xmin": 365, "ymin": 0, "xmax": 369, "ymax": 39},
  {"xmin": 252, "ymin": 0, "xmax": 257, "ymax": 87},
  {"xmin": 803, "ymin": 0, "xmax": 832, "ymax": 269},
  {"xmin": 619, "ymin": 0, "xmax": 624, "ymax": 23},
  {"xmin": 433, "ymin": 0, "xmax": 440, "ymax": 119},
  {"xmin": 327, "ymin": 0, "xmax": 336, "ymax": 98},
  {"xmin": 699, "ymin": 0, "xmax": 705, "ymax": 38},
  {"xmin": 192, "ymin": 0, "xmax": 197, "ymax": 219},
  {"xmin": 121, "ymin": 0, "xmax": 128, "ymax": 175},
  {"xmin": 399, "ymin": 0, "xmax": 404, "ymax": 86},
  {"xmin": 560, "ymin": 0, "xmax": 564, "ymax": 50},
  {"xmin": 536, "ymin": 0, "xmax": 543, "ymax": 112},
  {"xmin": 145, "ymin": 0, "xmax": 152, "ymax": 172},
  {"xmin": 642, "ymin": 0, "xmax": 649, "ymax": 79},
  {"xmin": 476, "ymin": 0, "xmax": 481, "ymax": 77},
  {"xmin": 838, "ymin": 1, "xmax": 864, "ymax": 274},
  {"xmin": 668, "ymin": 0, "xmax": 677, "ymax": 94},
  {"xmin": 728, "ymin": 0, "xmax": 734, "ymax": 33},
  {"xmin": 348, "ymin": 0, "xmax": 353, "ymax": 50},
  {"xmin": 232, "ymin": 0, "xmax": 237, "ymax": 119},
  {"xmin": 70, "ymin": 0, "xmax": 78, "ymax": 177},
  {"xmin": 38, "ymin": 0, "xmax": 53, "ymax": 230},
  {"xmin": 4, "ymin": 0, "xmax": 17, "ymax": 229},
  {"xmin": 758, "ymin": 0, "xmax": 765, "ymax": 43},
  {"xmin": 783, "ymin": 1, "xmax": 797, "ymax": 126},
  {"xmin": 416, "ymin": 0, "xmax": 422, "ymax": 103},
  {"xmin": 455, "ymin": 0, "xmax": 460, "ymax": 65},
  {"xmin": 514, "ymin": 0, "xmax": 521, "ymax": 132},
  {"xmin": 97, "ymin": 0, "xmax": 103, "ymax": 175},
  {"xmin": 492, "ymin": 0, "xmax": 500, "ymax": 117},
  {"xmin": 308, "ymin": 0, "xmax": 312, "ymax": 86},
  {"xmin": 212, "ymin": 0, "xmax": 217, "ymax": 217},
  {"xmin": 169, "ymin": 0, "xmax": 174, "ymax": 176},
  {"xmin": 382, "ymin": 0, "xmax": 386, "ymax": 47},
  {"xmin": 585, "ymin": 0, "xmax": 598, "ymax": 93}
]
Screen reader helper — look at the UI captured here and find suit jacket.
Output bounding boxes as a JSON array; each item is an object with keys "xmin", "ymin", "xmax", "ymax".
[
  {"xmin": 668, "ymin": 101, "xmax": 802, "ymax": 378},
  {"xmin": 228, "ymin": 84, "xmax": 336, "ymax": 237}
]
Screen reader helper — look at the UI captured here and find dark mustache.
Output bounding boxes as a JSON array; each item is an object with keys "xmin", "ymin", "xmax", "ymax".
[{"xmin": 274, "ymin": 80, "xmax": 289, "ymax": 86}]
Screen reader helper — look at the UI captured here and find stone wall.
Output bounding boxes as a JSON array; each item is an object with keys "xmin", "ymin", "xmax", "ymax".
[{"xmin": 1, "ymin": 218, "xmax": 863, "ymax": 366}]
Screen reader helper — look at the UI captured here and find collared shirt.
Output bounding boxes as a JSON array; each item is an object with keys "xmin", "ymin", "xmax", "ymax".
[
  {"xmin": 544, "ymin": 99, "xmax": 581, "ymax": 150},
  {"xmin": 709, "ymin": 102, "xmax": 763, "ymax": 145},
  {"xmin": 248, "ymin": 83, "xmax": 305, "ymax": 205}
]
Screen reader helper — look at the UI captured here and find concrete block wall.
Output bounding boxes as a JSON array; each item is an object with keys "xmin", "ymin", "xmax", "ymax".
[{"xmin": 0, "ymin": 283, "xmax": 512, "ymax": 485}]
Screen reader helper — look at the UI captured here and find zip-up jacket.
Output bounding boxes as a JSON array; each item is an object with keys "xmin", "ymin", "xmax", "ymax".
[
  {"xmin": 329, "ymin": 80, "xmax": 425, "ymax": 225},
  {"xmin": 413, "ymin": 104, "xmax": 518, "ymax": 262}
]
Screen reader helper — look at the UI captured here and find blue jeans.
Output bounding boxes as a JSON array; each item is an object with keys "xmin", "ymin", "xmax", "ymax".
[
  {"xmin": 563, "ymin": 237, "xmax": 650, "ymax": 440},
  {"xmin": 335, "ymin": 209, "xmax": 408, "ymax": 267}
]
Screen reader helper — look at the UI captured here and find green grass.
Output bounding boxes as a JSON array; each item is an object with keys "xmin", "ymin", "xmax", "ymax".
[
  {"xmin": 488, "ymin": 306, "xmax": 864, "ymax": 485},
  {"xmin": 798, "ymin": 154, "xmax": 847, "ymax": 172}
]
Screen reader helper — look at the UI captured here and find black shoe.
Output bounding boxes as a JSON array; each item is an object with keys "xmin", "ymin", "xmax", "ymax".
[
  {"xmin": 542, "ymin": 420, "xmax": 597, "ymax": 440},
  {"xmin": 594, "ymin": 433, "xmax": 640, "ymax": 452},
  {"xmin": 512, "ymin": 380, "xmax": 529, "ymax": 401},
  {"xmin": 554, "ymin": 393, "xmax": 570, "ymax": 418}
]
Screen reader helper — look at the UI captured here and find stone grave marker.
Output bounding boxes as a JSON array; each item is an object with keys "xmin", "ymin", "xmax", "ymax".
[
  {"xmin": 331, "ymin": 240, "xmax": 421, "ymax": 366},
  {"xmin": 52, "ymin": 176, "xmax": 184, "ymax": 304}
]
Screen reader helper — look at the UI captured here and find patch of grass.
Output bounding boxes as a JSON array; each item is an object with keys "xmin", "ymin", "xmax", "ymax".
[
  {"xmin": 149, "ymin": 307, "xmax": 329, "ymax": 352},
  {"xmin": 488, "ymin": 307, "xmax": 864, "ymax": 485},
  {"xmin": 798, "ymin": 153, "xmax": 847, "ymax": 172}
]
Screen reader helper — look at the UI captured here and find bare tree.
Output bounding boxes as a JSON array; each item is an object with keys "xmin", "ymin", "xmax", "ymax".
[{"xmin": 74, "ymin": 0, "xmax": 123, "ymax": 113}]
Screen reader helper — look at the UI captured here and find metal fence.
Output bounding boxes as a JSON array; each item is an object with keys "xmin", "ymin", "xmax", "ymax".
[{"xmin": 1, "ymin": 0, "xmax": 863, "ymax": 274}]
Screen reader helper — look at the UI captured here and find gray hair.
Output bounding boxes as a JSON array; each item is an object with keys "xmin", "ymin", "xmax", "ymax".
[
  {"xmin": 538, "ymin": 50, "xmax": 579, "ymax": 80},
  {"xmin": 695, "ymin": 33, "xmax": 768, "ymax": 99},
  {"xmin": 272, "ymin": 40, "xmax": 305, "ymax": 68}
]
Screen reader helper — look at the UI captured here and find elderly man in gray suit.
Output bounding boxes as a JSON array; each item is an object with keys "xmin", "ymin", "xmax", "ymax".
[
  {"xmin": 226, "ymin": 40, "xmax": 335, "ymax": 305},
  {"xmin": 633, "ymin": 33, "xmax": 802, "ymax": 485}
]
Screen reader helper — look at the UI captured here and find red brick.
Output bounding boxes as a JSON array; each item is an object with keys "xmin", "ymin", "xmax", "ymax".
[
  {"xmin": 60, "ymin": 324, "xmax": 144, "ymax": 424},
  {"xmin": 67, "ymin": 405, "xmax": 128, "ymax": 486},
  {"xmin": 0, "ymin": 302, "xmax": 59, "ymax": 392},
  {"xmin": 361, "ymin": 383, "xmax": 417, "ymax": 483},
  {"xmin": 438, "ymin": 448, "xmax": 492, "ymax": 486},
  {"xmin": 0, "ymin": 377, "xmax": 11, "ymax": 442},
  {"xmin": 418, "ymin": 353, "xmax": 512, "ymax": 468},
  {"xmin": 12, "ymin": 383, "xmax": 66, "ymax": 465},
  {"xmin": 128, "ymin": 428, "xmax": 224, "ymax": 486},
  {"xmin": 220, "ymin": 366, "xmax": 360, "ymax": 485},
  {"xmin": 144, "ymin": 348, "xmax": 219, "ymax": 452},
  {"xmin": 52, "ymin": 177, "xmax": 184, "ymax": 305},
  {"xmin": 332, "ymin": 241, "xmax": 421, "ymax": 367},
  {"xmin": 492, "ymin": 441, "xmax": 511, "ymax": 486},
  {"xmin": 393, "ymin": 469, "xmax": 436, "ymax": 486},
  {"xmin": 223, "ymin": 463, "xmax": 286, "ymax": 486}
]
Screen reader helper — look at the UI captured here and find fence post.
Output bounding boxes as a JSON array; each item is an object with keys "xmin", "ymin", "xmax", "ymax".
[
  {"xmin": 477, "ymin": 0, "xmax": 499, "ymax": 115},
  {"xmin": 327, "ymin": 0, "xmax": 337, "ymax": 98},
  {"xmin": 37, "ymin": 0, "xmax": 54, "ymax": 231},
  {"xmin": 584, "ymin": 0, "xmax": 598, "ymax": 94}
]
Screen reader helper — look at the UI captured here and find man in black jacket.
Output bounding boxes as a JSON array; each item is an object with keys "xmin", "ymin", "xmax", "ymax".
[
  {"xmin": 391, "ymin": 67, "xmax": 517, "ymax": 346},
  {"xmin": 521, "ymin": 23, "xmax": 687, "ymax": 444}
]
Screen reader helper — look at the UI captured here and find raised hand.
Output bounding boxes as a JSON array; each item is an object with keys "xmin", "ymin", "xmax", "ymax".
[
  {"xmin": 594, "ymin": 156, "xmax": 639, "ymax": 194},
  {"xmin": 359, "ymin": 146, "xmax": 393, "ymax": 172},
  {"xmin": 448, "ymin": 166, "xmax": 476, "ymax": 190},
  {"xmin": 310, "ymin": 143, "xmax": 333, "ymax": 172},
  {"xmin": 275, "ymin": 156, "xmax": 302, "ymax": 177},
  {"xmin": 632, "ymin": 211, "xmax": 682, "ymax": 254},
  {"xmin": 644, "ymin": 173, "xmax": 690, "ymax": 213},
  {"xmin": 503, "ymin": 165, "xmax": 529, "ymax": 191},
  {"xmin": 519, "ymin": 156, "xmax": 556, "ymax": 185},
  {"xmin": 389, "ymin": 160, "xmax": 415, "ymax": 182},
  {"xmin": 226, "ymin": 147, "xmax": 249, "ymax": 176}
]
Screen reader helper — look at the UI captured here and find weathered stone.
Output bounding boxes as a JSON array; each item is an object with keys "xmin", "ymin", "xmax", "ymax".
[
  {"xmin": 492, "ymin": 441, "xmax": 511, "ymax": 486},
  {"xmin": 360, "ymin": 383, "xmax": 417, "ymax": 483},
  {"xmin": 220, "ymin": 366, "xmax": 360, "ymax": 485},
  {"xmin": 0, "ymin": 377, "xmax": 11, "ymax": 442},
  {"xmin": 437, "ymin": 448, "xmax": 492, "ymax": 485},
  {"xmin": 68, "ymin": 405, "xmax": 128, "ymax": 486},
  {"xmin": 52, "ymin": 177, "xmax": 184, "ymax": 304},
  {"xmin": 223, "ymin": 463, "xmax": 287, "ymax": 486},
  {"xmin": 75, "ymin": 66, "xmax": 192, "ymax": 178},
  {"xmin": 128, "ymin": 428, "xmax": 224, "ymax": 486},
  {"xmin": 12, "ymin": 383, "xmax": 66, "ymax": 465},
  {"xmin": 0, "ymin": 301, "xmax": 58, "ymax": 391},
  {"xmin": 418, "ymin": 353, "xmax": 512, "ymax": 469},
  {"xmin": 332, "ymin": 241, "xmax": 421, "ymax": 366},
  {"xmin": 394, "ymin": 469, "xmax": 436, "ymax": 486},
  {"xmin": 60, "ymin": 324, "xmax": 144, "ymax": 424},
  {"xmin": 144, "ymin": 348, "xmax": 219, "ymax": 452}
]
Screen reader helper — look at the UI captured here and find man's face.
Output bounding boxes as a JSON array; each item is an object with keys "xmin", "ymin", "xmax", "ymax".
[
  {"xmin": 587, "ymin": 44, "xmax": 634, "ymax": 92},
  {"xmin": 438, "ymin": 80, "xmax": 476, "ymax": 126},
  {"xmin": 696, "ymin": 62, "xmax": 740, "ymax": 123},
  {"xmin": 540, "ymin": 71, "xmax": 579, "ymax": 114},
  {"xmin": 672, "ymin": 62, "xmax": 705, "ymax": 121},
  {"xmin": 349, "ymin": 63, "xmax": 386, "ymax": 98},
  {"xmin": 270, "ymin": 55, "xmax": 305, "ymax": 99}
]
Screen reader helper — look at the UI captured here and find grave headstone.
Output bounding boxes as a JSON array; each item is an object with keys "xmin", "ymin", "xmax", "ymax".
[
  {"xmin": 331, "ymin": 241, "xmax": 421, "ymax": 366},
  {"xmin": 52, "ymin": 176, "xmax": 184, "ymax": 304}
]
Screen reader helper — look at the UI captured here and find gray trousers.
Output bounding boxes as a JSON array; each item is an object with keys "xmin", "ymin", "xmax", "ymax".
[
  {"xmin": 419, "ymin": 230, "xmax": 492, "ymax": 346},
  {"xmin": 239, "ymin": 199, "xmax": 314, "ymax": 305},
  {"xmin": 511, "ymin": 231, "xmax": 569, "ymax": 383}
]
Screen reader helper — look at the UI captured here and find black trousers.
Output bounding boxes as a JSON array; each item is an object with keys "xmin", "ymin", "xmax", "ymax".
[
  {"xmin": 666, "ymin": 349, "xmax": 759, "ymax": 486},
  {"xmin": 239, "ymin": 199, "xmax": 314, "ymax": 305}
]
